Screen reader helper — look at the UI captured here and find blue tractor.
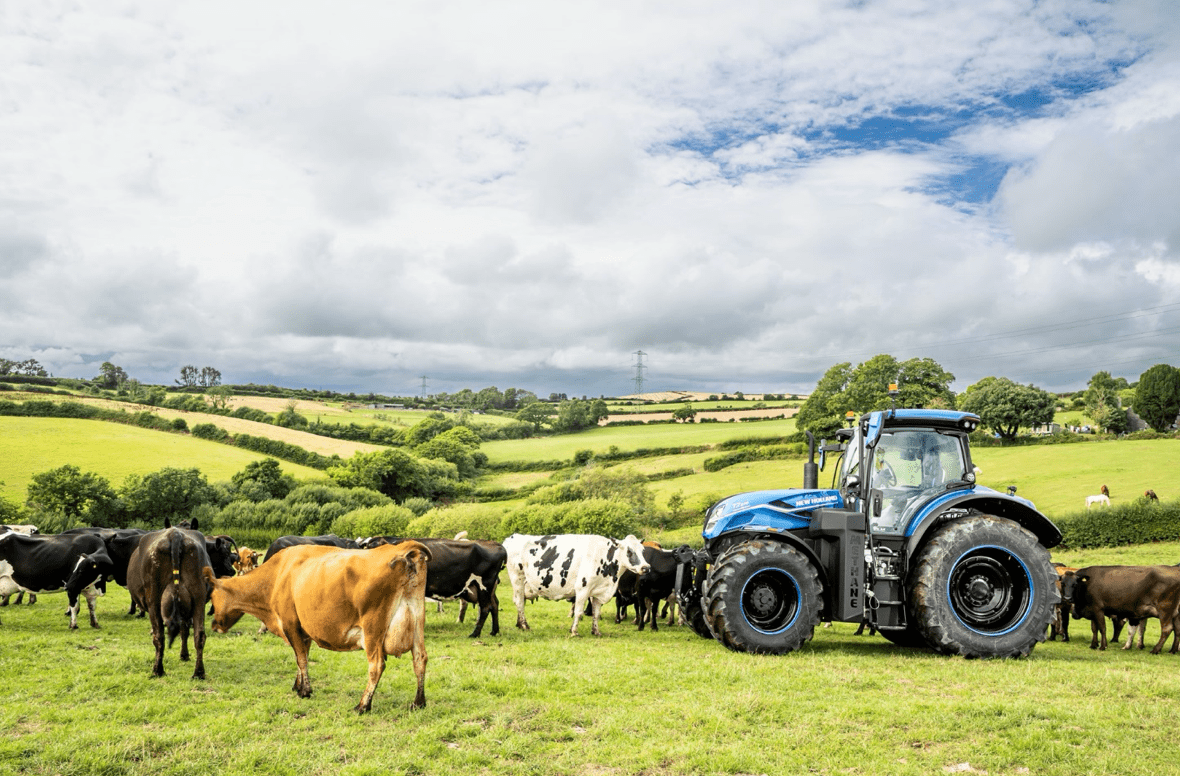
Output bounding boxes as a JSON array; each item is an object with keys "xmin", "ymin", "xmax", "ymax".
[{"xmin": 677, "ymin": 404, "xmax": 1062, "ymax": 657}]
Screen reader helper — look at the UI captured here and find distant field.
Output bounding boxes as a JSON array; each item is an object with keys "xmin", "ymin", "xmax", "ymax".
[
  {"xmin": 971, "ymin": 439, "xmax": 1180, "ymax": 517},
  {"xmin": 0, "ymin": 417, "xmax": 324, "ymax": 501},
  {"xmin": 481, "ymin": 418, "xmax": 797, "ymax": 463}
]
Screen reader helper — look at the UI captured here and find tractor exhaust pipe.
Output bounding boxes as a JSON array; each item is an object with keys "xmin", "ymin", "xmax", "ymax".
[{"xmin": 803, "ymin": 431, "xmax": 818, "ymax": 490}]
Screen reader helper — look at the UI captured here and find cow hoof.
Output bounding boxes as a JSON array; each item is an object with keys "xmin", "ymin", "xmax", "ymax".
[{"xmin": 354, "ymin": 704, "xmax": 371, "ymax": 714}]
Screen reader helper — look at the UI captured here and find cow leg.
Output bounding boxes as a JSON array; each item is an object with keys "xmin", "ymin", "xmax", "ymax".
[
  {"xmin": 513, "ymin": 585, "xmax": 529, "ymax": 631},
  {"xmin": 357, "ymin": 640, "xmax": 387, "ymax": 714},
  {"xmin": 648, "ymin": 597, "xmax": 659, "ymax": 632},
  {"xmin": 179, "ymin": 623, "xmax": 191, "ymax": 661},
  {"xmin": 191, "ymin": 617, "xmax": 206, "ymax": 681},
  {"xmin": 457, "ymin": 598, "xmax": 468, "ymax": 623},
  {"xmin": 289, "ymin": 627, "xmax": 314, "ymax": 698},
  {"xmin": 468, "ymin": 588, "xmax": 493, "ymax": 639},
  {"xmin": 66, "ymin": 591, "xmax": 80, "ymax": 630},
  {"xmin": 569, "ymin": 593, "xmax": 586, "ymax": 636},
  {"xmin": 147, "ymin": 604, "xmax": 166, "ymax": 678},
  {"xmin": 83, "ymin": 589, "xmax": 100, "ymax": 629},
  {"xmin": 410, "ymin": 618, "xmax": 428, "ymax": 710},
  {"xmin": 590, "ymin": 598, "xmax": 603, "ymax": 637}
]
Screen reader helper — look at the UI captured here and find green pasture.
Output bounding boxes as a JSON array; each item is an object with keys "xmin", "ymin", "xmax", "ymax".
[
  {"xmin": 0, "ymin": 417, "xmax": 323, "ymax": 502},
  {"xmin": 606, "ymin": 399, "xmax": 800, "ymax": 413},
  {"xmin": 970, "ymin": 438, "xmax": 1180, "ymax": 517},
  {"xmin": 481, "ymin": 418, "xmax": 797, "ymax": 463},
  {"xmin": 4, "ymin": 540, "xmax": 1180, "ymax": 776}
]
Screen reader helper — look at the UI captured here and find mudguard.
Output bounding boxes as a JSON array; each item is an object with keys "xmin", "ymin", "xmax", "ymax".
[{"xmin": 902, "ymin": 485, "xmax": 1062, "ymax": 556}]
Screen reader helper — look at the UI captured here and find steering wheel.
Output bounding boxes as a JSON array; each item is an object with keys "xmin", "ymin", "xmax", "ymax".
[{"xmin": 876, "ymin": 460, "xmax": 897, "ymax": 488}]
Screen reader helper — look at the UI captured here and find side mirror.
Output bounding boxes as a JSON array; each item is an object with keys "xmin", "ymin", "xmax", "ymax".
[{"xmin": 819, "ymin": 448, "xmax": 827, "ymax": 472}]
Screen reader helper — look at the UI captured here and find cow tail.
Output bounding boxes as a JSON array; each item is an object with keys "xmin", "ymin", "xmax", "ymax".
[{"xmin": 165, "ymin": 531, "xmax": 190, "ymax": 648}]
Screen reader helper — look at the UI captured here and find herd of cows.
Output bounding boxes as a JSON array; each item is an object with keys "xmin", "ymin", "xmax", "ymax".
[
  {"xmin": 0, "ymin": 521, "xmax": 663, "ymax": 712},
  {"xmin": 2, "ymin": 520, "xmax": 1179, "ymax": 712}
]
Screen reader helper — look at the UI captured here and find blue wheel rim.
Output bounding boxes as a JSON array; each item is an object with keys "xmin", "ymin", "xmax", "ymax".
[{"xmin": 740, "ymin": 568, "xmax": 801, "ymax": 635}]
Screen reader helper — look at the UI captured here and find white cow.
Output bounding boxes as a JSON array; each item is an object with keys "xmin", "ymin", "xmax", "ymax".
[{"xmin": 505, "ymin": 533, "xmax": 650, "ymax": 636}]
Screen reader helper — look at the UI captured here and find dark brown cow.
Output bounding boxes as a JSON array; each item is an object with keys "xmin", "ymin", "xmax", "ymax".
[
  {"xmin": 1067, "ymin": 565, "xmax": 1180, "ymax": 653},
  {"xmin": 126, "ymin": 528, "xmax": 211, "ymax": 679},
  {"xmin": 204, "ymin": 540, "xmax": 430, "ymax": 712}
]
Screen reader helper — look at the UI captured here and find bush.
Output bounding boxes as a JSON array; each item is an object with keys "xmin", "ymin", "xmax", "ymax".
[
  {"xmin": 497, "ymin": 498, "xmax": 638, "ymax": 540},
  {"xmin": 1056, "ymin": 498, "xmax": 1180, "ymax": 548},
  {"xmin": 191, "ymin": 423, "xmax": 230, "ymax": 441},
  {"xmin": 329, "ymin": 504, "xmax": 414, "ymax": 540},
  {"xmin": 407, "ymin": 503, "xmax": 507, "ymax": 540},
  {"xmin": 171, "ymin": 417, "xmax": 188, "ymax": 431},
  {"xmin": 401, "ymin": 497, "xmax": 433, "ymax": 517}
]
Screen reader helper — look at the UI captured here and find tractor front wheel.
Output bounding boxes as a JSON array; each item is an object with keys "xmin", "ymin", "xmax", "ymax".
[
  {"xmin": 703, "ymin": 540, "xmax": 821, "ymax": 655},
  {"xmin": 909, "ymin": 516, "xmax": 1057, "ymax": 658}
]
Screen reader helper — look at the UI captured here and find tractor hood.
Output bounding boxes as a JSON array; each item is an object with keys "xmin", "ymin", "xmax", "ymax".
[{"xmin": 703, "ymin": 489, "xmax": 845, "ymax": 541}]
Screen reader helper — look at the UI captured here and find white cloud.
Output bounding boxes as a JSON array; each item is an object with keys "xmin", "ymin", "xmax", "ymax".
[{"xmin": 1, "ymin": 1, "xmax": 1177, "ymax": 395}]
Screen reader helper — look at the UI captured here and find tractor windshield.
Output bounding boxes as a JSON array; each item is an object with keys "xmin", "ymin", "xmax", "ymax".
[{"xmin": 869, "ymin": 430, "xmax": 966, "ymax": 534}]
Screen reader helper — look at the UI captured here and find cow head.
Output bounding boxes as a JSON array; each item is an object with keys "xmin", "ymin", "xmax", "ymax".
[
  {"xmin": 205, "ymin": 535, "xmax": 240, "ymax": 578},
  {"xmin": 1064, "ymin": 572, "xmax": 1088, "ymax": 620},
  {"xmin": 202, "ymin": 567, "xmax": 244, "ymax": 633},
  {"xmin": 618, "ymin": 535, "xmax": 651, "ymax": 576},
  {"xmin": 233, "ymin": 547, "xmax": 260, "ymax": 575}
]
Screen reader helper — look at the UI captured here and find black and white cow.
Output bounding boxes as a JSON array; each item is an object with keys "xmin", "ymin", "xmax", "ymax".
[
  {"xmin": 262, "ymin": 534, "xmax": 360, "ymax": 563},
  {"xmin": 505, "ymin": 533, "xmax": 650, "ymax": 636},
  {"xmin": 0, "ymin": 524, "xmax": 40, "ymax": 606},
  {"xmin": 358, "ymin": 536, "xmax": 507, "ymax": 638},
  {"xmin": 0, "ymin": 530, "xmax": 114, "ymax": 628}
]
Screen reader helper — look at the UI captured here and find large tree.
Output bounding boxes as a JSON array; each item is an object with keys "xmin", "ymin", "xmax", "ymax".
[
  {"xmin": 958, "ymin": 378, "xmax": 1056, "ymax": 441},
  {"xmin": 1134, "ymin": 363, "xmax": 1180, "ymax": 432},
  {"xmin": 795, "ymin": 362, "xmax": 854, "ymax": 437},
  {"xmin": 120, "ymin": 467, "xmax": 220, "ymax": 526},
  {"xmin": 1083, "ymin": 371, "xmax": 1126, "ymax": 422},
  {"xmin": 26, "ymin": 465, "xmax": 119, "ymax": 528},
  {"xmin": 795, "ymin": 355, "xmax": 955, "ymax": 436}
]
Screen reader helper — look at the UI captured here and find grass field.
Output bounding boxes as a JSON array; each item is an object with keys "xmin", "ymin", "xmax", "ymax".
[
  {"xmin": 481, "ymin": 418, "xmax": 797, "ymax": 463},
  {"xmin": 0, "ymin": 417, "xmax": 325, "ymax": 502},
  {"xmin": 3, "ymin": 541, "xmax": 1179, "ymax": 776}
]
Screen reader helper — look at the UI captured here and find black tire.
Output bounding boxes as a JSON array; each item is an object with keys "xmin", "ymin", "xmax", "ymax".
[
  {"xmin": 682, "ymin": 598, "xmax": 714, "ymax": 639},
  {"xmin": 909, "ymin": 515, "xmax": 1057, "ymax": 658},
  {"xmin": 703, "ymin": 540, "xmax": 822, "ymax": 655}
]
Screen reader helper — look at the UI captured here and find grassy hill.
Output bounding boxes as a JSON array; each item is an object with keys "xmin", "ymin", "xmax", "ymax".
[{"xmin": 0, "ymin": 416, "xmax": 324, "ymax": 502}]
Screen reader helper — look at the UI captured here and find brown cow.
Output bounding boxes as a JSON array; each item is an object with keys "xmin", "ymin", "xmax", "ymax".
[
  {"xmin": 233, "ymin": 546, "xmax": 260, "ymax": 575},
  {"xmin": 1067, "ymin": 565, "xmax": 1180, "ymax": 653},
  {"xmin": 126, "ymin": 527, "xmax": 211, "ymax": 679},
  {"xmin": 203, "ymin": 540, "xmax": 430, "ymax": 712}
]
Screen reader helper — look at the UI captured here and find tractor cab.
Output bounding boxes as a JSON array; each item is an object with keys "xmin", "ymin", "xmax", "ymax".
[{"xmin": 826, "ymin": 409, "xmax": 978, "ymax": 536}]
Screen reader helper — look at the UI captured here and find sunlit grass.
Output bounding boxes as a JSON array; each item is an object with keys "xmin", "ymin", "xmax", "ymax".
[{"xmin": 3, "ymin": 582, "xmax": 1180, "ymax": 776}]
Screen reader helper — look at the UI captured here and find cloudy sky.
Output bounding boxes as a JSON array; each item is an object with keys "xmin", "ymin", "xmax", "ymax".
[{"xmin": 2, "ymin": 1, "xmax": 1179, "ymax": 399}]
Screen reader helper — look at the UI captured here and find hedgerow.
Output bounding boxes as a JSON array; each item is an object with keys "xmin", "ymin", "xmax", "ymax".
[{"xmin": 1055, "ymin": 498, "xmax": 1180, "ymax": 548}]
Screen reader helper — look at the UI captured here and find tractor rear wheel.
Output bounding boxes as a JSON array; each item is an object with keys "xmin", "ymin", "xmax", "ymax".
[
  {"xmin": 909, "ymin": 515, "xmax": 1057, "ymax": 658},
  {"xmin": 704, "ymin": 540, "xmax": 821, "ymax": 655}
]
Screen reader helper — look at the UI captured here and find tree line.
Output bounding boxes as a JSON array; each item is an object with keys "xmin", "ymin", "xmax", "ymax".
[{"xmin": 795, "ymin": 354, "xmax": 1180, "ymax": 441}]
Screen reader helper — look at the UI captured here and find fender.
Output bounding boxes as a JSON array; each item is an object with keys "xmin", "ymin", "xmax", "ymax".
[{"xmin": 903, "ymin": 486, "xmax": 1062, "ymax": 558}]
